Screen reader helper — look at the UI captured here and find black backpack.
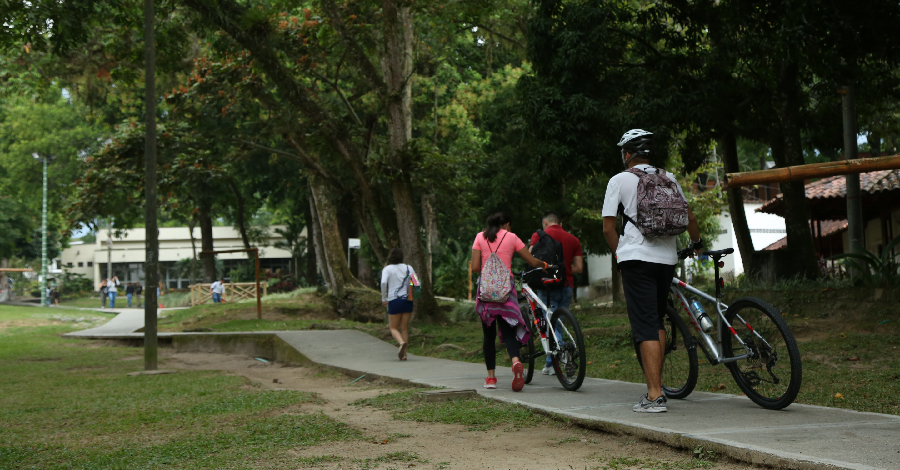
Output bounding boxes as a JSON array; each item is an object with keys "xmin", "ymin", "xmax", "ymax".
[{"xmin": 526, "ymin": 230, "xmax": 566, "ymax": 291}]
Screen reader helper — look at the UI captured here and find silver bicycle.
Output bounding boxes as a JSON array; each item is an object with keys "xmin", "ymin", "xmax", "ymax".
[
  {"xmin": 635, "ymin": 247, "xmax": 802, "ymax": 410},
  {"xmin": 515, "ymin": 268, "xmax": 586, "ymax": 391}
]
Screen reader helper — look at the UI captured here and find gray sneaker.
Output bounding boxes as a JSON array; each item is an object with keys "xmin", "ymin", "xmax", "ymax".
[
  {"xmin": 541, "ymin": 365, "xmax": 556, "ymax": 376},
  {"xmin": 632, "ymin": 393, "xmax": 667, "ymax": 413}
]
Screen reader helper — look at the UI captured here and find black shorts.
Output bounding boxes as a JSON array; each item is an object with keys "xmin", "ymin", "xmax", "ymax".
[{"xmin": 619, "ymin": 260, "xmax": 676, "ymax": 343}]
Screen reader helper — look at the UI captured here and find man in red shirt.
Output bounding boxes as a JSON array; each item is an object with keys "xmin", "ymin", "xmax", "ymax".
[{"xmin": 529, "ymin": 211, "xmax": 584, "ymax": 375}]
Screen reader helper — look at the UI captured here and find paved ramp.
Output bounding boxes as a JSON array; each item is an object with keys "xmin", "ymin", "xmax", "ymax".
[{"xmin": 66, "ymin": 312, "xmax": 900, "ymax": 470}]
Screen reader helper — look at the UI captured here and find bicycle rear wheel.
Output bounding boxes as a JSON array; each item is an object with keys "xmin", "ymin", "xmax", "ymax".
[
  {"xmin": 549, "ymin": 308, "xmax": 586, "ymax": 391},
  {"xmin": 722, "ymin": 297, "xmax": 802, "ymax": 410},
  {"xmin": 519, "ymin": 306, "xmax": 536, "ymax": 384},
  {"xmin": 634, "ymin": 306, "xmax": 699, "ymax": 399}
]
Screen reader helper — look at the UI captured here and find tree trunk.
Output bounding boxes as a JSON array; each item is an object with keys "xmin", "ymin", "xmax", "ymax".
[
  {"xmin": 422, "ymin": 193, "xmax": 439, "ymax": 284},
  {"xmin": 188, "ymin": 218, "xmax": 198, "ymax": 285},
  {"xmin": 228, "ymin": 180, "xmax": 254, "ymax": 260},
  {"xmin": 720, "ymin": 133, "xmax": 758, "ymax": 275},
  {"xmin": 198, "ymin": 205, "xmax": 216, "ymax": 282},
  {"xmin": 303, "ymin": 194, "xmax": 317, "ymax": 286},
  {"xmin": 611, "ymin": 256, "xmax": 622, "ymax": 303},
  {"xmin": 309, "ymin": 175, "xmax": 361, "ymax": 298},
  {"xmin": 358, "ymin": 255, "xmax": 374, "ymax": 288},
  {"xmin": 772, "ymin": 61, "xmax": 818, "ymax": 279},
  {"xmin": 381, "ymin": 0, "xmax": 443, "ymax": 321},
  {"xmin": 354, "ymin": 204, "xmax": 387, "ymax": 266},
  {"xmin": 308, "ymin": 190, "xmax": 331, "ymax": 289}
]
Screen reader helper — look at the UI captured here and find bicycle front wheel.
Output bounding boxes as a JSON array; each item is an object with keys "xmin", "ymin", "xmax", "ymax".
[
  {"xmin": 520, "ymin": 306, "xmax": 536, "ymax": 385},
  {"xmin": 634, "ymin": 306, "xmax": 699, "ymax": 399},
  {"xmin": 549, "ymin": 307, "xmax": 586, "ymax": 391},
  {"xmin": 722, "ymin": 297, "xmax": 802, "ymax": 410}
]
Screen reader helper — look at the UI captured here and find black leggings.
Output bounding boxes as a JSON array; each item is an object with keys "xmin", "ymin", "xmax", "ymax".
[{"xmin": 482, "ymin": 318, "xmax": 521, "ymax": 370}]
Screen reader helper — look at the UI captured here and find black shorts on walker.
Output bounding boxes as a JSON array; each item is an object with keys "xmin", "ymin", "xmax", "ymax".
[
  {"xmin": 619, "ymin": 260, "xmax": 676, "ymax": 343},
  {"xmin": 388, "ymin": 298, "xmax": 414, "ymax": 315}
]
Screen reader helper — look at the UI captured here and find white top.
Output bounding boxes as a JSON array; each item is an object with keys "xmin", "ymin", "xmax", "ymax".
[
  {"xmin": 601, "ymin": 164, "xmax": 687, "ymax": 265},
  {"xmin": 381, "ymin": 263, "xmax": 415, "ymax": 302},
  {"xmin": 210, "ymin": 281, "xmax": 225, "ymax": 294},
  {"xmin": 107, "ymin": 278, "xmax": 119, "ymax": 292}
]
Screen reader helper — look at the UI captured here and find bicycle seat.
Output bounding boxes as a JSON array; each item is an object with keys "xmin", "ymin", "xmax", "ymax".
[{"xmin": 702, "ymin": 248, "xmax": 734, "ymax": 258}]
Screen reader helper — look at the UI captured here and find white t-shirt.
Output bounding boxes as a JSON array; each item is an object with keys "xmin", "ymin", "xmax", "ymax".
[
  {"xmin": 601, "ymin": 164, "xmax": 686, "ymax": 266},
  {"xmin": 211, "ymin": 281, "xmax": 225, "ymax": 294},
  {"xmin": 381, "ymin": 263, "xmax": 415, "ymax": 302}
]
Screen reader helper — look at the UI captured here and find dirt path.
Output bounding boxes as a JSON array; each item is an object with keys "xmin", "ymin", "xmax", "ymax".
[{"xmin": 159, "ymin": 350, "xmax": 761, "ymax": 470}]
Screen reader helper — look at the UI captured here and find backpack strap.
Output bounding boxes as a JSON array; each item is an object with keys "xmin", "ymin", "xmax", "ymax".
[
  {"xmin": 618, "ymin": 203, "xmax": 637, "ymax": 236},
  {"xmin": 487, "ymin": 232, "xmax": 508, "ymax": 254}
]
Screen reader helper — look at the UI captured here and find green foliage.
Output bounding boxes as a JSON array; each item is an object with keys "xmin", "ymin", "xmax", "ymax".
[
  {"xmin": 58, "ymin": 269, "xmax": 94, "ymax": 296},
  {"xmin": 830, "ymin": 235, "xmax": 900, "ymax": 287},
  {"xmin": 432, "ymin": 239, "xmax": 470, "ymax": 299}
]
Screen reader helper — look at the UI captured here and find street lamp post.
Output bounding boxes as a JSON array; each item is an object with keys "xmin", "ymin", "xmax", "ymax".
[{"xmin": 32, "ymin": 153, "xmax": 54, "ymax": 307}]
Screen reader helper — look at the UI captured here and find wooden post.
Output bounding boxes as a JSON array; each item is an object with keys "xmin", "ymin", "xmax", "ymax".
[
  {"xmin": 254, "ymin": 248, "xmax": 261, "ymax": 320},
  {"xmin": 467, "ymin": 260, "xmax": 472, "ymax": 301}
]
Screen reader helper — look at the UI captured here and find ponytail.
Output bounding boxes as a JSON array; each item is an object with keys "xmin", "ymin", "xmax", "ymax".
[{"xmin": 484, "ymin": 212, "xmax": 511, "ymax": 243}]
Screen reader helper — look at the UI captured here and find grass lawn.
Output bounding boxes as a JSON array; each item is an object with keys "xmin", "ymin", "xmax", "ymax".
[{"xmin": 0, "ymin": 305, "xmax": 363, "ymax": 469}]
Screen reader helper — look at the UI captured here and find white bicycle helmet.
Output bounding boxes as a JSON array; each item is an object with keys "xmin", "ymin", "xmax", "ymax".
[
  {"xmin": 617, "ymin": 129, "xmax": 653, "ymax": 166},
  {"xmin": 617, "ymin": 129, "xmax": 653, "ymax": 151}
]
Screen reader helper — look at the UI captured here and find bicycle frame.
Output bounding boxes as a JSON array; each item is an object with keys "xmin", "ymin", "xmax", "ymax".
[{"xmin": 518, "ymin": 282, "xmax": 565, "ymax": 363}]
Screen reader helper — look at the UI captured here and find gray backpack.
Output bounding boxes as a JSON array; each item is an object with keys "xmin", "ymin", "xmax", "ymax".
[{"xmin": 619, "ymin": 167, "xmax": 689, "ymax": 238}]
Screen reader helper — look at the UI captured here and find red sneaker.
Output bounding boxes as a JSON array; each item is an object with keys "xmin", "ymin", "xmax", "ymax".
[
  {"xmin": 483, "ymin": 377, "xmax": 497, "ymax": 389},
  {"xmin": 512, "ymin": 361, "xmax": 525, "ymax": 392}
]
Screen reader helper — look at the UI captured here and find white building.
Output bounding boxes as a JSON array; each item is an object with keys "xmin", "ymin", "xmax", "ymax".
[{"xmin": 59, "ymin": 226, "xmax": 297, "ymax": 289}]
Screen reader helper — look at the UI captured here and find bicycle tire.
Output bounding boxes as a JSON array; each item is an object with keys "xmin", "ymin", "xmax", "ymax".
[
  {"xmin": 520, "ymin": 306, "xmax": 536, "ymax": 384},
  {"xmin": 722, "ymin": 297, "xmax": 802, "ymax": 410},
  {"xmin": 634, "ymin": 306, "xmax": 699, "ymax": 399},
  {"xmin": 549, "ymin": 307, "xmax": 586, "ymax": 391}
]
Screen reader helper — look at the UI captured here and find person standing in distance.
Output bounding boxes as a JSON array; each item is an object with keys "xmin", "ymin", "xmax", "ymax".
[
  {"xmin": 108, "ymin": 276, "xmax": 120, "ymax": 308},
  {"xmin": 381, "ymin": 248, "xmax": 415, "ymax": 361},
  {"xmin": 601, "ymin": 129, "xmax": 702, "ymax": 413},
  {"xmin": 528, "ymin": 211, "xmax": 584, "ymax": 375},
  {"xmin": 210, "ymin": 277, "xmax": 225, "ymax": 303}
]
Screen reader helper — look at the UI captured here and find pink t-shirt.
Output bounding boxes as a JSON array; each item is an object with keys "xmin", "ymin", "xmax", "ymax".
[{"xmin": 472, "ymin": 229, "xmax": 525, "ymax": 271}]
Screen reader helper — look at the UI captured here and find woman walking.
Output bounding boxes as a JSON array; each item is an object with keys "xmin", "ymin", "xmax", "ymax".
[
  {"xmin": 381, "ymin": 248, "xmax": 415, "ymax": 361},
  {"xmin": 471, "ymin": 212, "xmax": 550, "ymax": 391}
]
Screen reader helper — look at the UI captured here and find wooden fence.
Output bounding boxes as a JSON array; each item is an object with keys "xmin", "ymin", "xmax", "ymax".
[{"xmin": 189, "ymin": 283, "xmax": 268, "ymax": 305}]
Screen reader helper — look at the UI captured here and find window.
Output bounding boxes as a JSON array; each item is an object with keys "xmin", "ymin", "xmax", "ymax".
[
  {"xmin": 78, "ymin": 262, "xmax": 84, "ymax": 268},
  {"xmin": 87, "ymin": 262, "xmax": 93, "ymax": 267},
  {"xmin": 66, "ymin": 262, "xmax": 73, "ymax": 268}
]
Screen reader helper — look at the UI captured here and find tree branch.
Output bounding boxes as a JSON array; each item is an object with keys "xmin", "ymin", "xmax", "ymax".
[
  {"xmin": 240, "ymin": 139, "xmax": 341, "ymax": 189},
  {"xmin": 473, "ymin": 23, "xmax": 525, "ymax": 49},
  {"xmin": 319, "ymin": 0, "xmax": 387, "ymax": 95},
  {"xmin": 310, "ymin": 69, "xmax": 363, "ymax": 126}
]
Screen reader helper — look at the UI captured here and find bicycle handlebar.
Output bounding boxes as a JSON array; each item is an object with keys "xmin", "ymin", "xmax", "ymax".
[{"xmin": 515, "ymin": 266, "xmax": 557, "ymax": 278}]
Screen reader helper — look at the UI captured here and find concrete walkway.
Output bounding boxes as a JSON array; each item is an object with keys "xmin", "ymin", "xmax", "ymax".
[{"xmin": 64, "ymin": 312, "xmax": 900, "ymax": 470}]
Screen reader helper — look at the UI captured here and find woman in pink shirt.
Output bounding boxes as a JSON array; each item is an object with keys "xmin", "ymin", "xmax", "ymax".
[{"xmin": 471, "ymin": 212, "xmax": 549, "ymax": 391}]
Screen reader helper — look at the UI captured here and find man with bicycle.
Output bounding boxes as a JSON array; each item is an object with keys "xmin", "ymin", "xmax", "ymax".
[
  {"xmin": 601, "ymin": 129, "xmax": 702, "ymax": 413},
  {"xmin": 528, "ymin": 211, "xmax": 584, "ymax": 375}
]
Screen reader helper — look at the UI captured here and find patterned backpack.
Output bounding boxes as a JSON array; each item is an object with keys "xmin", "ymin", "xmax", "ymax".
[
  {"xmin": 478, "ymin": 233, "xmax": 513, "ymax": 303},
  {"xmin": 620, "ymin": 167, "xmax": 689, "ymax": 238}
]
